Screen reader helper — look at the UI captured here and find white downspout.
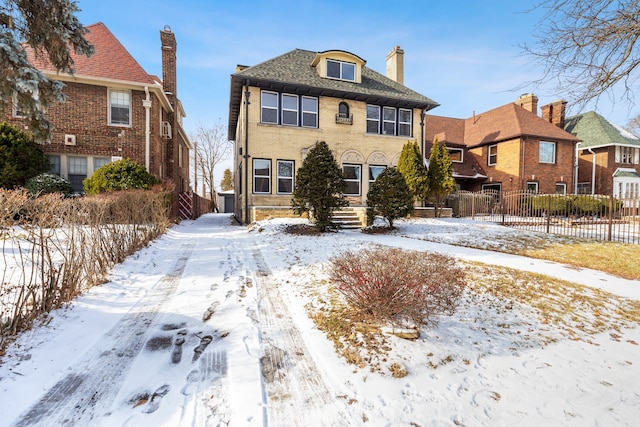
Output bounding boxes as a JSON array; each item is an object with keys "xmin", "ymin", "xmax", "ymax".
[
  {"xmin": 143, "ymin": 86, "xmax": 152, "ymax": 171},
  {"xmin": 587, "ymin": 148, "xmax": 596, "ymax": 194}
]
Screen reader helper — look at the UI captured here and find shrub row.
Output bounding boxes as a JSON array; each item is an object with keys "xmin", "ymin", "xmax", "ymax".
[{"xmin": 0, "ymin": 187, "xmax": 170, "ymax": 346}]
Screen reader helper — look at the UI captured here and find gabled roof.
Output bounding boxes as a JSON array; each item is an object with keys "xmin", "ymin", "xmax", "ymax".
[
  {"xmin": 565, "ymin": 111, "xmax": 640, "ymax": 150},
  {"xmin": 228, "ymin": 48, "xmax": 439, "ymax": 140},
  {"xmin": 25, "ymin": 22, "xmax": 157, "ymax": 86},
  {"xmin": 426, "ymin": 103, "xmax": 580, "ymax": 149}
]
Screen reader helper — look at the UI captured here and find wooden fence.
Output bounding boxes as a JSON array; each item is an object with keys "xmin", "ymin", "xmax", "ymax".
[{"xmin": 448, "ymin": 190, "xmax": 640, "ymax": 244}]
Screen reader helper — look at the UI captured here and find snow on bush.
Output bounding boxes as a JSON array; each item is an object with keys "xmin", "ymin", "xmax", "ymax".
[{"xmin": 330, "ymin": 247, "xmax": 467, "ymax": 328}]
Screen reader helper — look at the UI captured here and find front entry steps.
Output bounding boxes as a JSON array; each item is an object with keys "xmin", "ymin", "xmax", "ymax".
[{"xmin": 331, "ymin": 208, "xmax": 363, "ymax": 229}]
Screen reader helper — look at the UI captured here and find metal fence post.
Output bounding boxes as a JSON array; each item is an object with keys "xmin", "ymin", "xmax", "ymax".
[
  {"xmin": 608, "ymin": 196, "xmax": 613, "ymax": 241},
  {"xmin": 546, "ymin": 194, "xmax": 551, "ymax": 234}
]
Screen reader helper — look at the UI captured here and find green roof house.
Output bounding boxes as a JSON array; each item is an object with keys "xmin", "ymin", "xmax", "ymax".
[{"xmin": 565, "ymin": 111, "xmax": 640, "ymax": 197}]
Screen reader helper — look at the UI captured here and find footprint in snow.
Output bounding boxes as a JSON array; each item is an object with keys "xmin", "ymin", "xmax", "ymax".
[
  {"xmin": 171, "ymin": 329, "xmax": 188, "ymax": 364},
  {"xmin": 144, "ymin": 384, "xmax": 170, "ymax": 413},
  {"xmin": 193, "ymin": 335, "xmax": 214, "ymax": 362}
]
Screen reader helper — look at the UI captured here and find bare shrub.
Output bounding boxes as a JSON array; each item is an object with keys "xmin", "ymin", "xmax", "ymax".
[
  {"xmin": 331, "ymin": 247, "xmax": 466, "ymax": 327},
  {"xmin": 1, "ymin": 187, "xmax": 170, "ymax": 347}
]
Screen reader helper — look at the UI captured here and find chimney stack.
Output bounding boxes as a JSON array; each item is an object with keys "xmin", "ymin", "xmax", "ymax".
[
  {"xmin": 160, "ymin": 25, "xmax": 177, "ymax": 98},
  {"xmin": 541, "ymin": 100, "xmax": 568, "ymax": 128},
  {"xmin": 386, "ymin": 46, "xmax": 404, "ymax": 84},
  {"xmin": 517, "ymin": 93, "xmax": 538, "ymax": 115}
]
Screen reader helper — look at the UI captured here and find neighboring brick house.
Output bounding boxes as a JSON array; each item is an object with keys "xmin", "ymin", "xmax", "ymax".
[
  {"xmin": 565, "ymin": 111, "xmax": 640, "ymax": 197},
  {"xmin": 424, "ymin": 94, "xmax": 580, "ymax": 194},
  {"xmin": 227, "ymin": 47, "xmax": 438, "ymax": 224},
  {"xmin": 3, "ymin": 22, "xmax": 191, "ymax": 201}
]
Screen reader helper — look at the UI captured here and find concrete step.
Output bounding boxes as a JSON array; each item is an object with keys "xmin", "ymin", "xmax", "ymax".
[{"xmin": 331, "ymin": 209, "xmax": 363, "ymax": 229}]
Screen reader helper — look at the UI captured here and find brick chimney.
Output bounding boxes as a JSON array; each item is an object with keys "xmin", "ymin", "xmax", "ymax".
[
  {"xmin": 386, "ymin": 46, "xmax": 404, "ymax": 84},
  {"xmin": 541, "ymin": 100, "xmax": 568, "ymax": 128},
  {"xmin": 517, "ymin": 93, "xmax": 538, "ymax": 115},
  {"xmin": 160, "ymin": 25, "xmax": 177, "ymax": 99}
]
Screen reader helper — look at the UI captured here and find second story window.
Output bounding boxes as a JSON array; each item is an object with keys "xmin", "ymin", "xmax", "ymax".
[
  {"xmin": 617, "ymin": 146, "xmax": 638, "ymax": 164},
  {"xmin": 448, "ymin": 148, "xmax": 463, "ymax": 162},
  {"xmin": 260, "ymin": 91, "xmax": 318, "ymax": 129},
  {"xmin": 488, "ymin": 144, "xmax": 497, "ymax": 166},
  {"xmin": 326, "ymin": 59, "xmax": 355, "ymax": 81},
  {"xmin": 109, "ymin": 89, "xmax": 131, "ymax": 126},
  {"xmin": 366, "ymin": 105, "xmax": 412, "ymax": 136},
  {"xmin": 539, "ymin": 141, "xmax": 556, "ymax": 164}
]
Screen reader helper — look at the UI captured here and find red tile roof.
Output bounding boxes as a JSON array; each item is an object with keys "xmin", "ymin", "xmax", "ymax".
[
  {"xmin": 426, "ymin": 103, "xmax": 580, "ymax": 148},
  {"xmin": 25, "ymin": 22, "xmax": 157, "ymax": 85}
]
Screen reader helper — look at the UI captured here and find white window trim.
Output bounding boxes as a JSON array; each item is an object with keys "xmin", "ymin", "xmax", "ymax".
[
  {"xmin": 368, "ymin": 165, "xmax": 386, "ymax": 183},
  {"xmin": 253, "ymin": 158, "xmax": 271, "ymax": 194},
  {"xmin": 301, "ymin": 96, "xmax": 318, "ymax": 128},
  {"xmin": 108, "ymin": 89, "xmax": 131, "ymax": 127},
  {"xmin": 488, "ymin": 144, "xmax": 497, "ymax": 166},
  {"xmin": 326, "ymin": 59, "xmax": 356, "ymax": 82},
  {"xmin": 366, "ymin": 105, "xmax": 380, "ymax": 134},
  {"xmin": 526, "ymin": 181, "xmax": 539, "ymax": 194},
  {"xmin": 382, "ymin": 107, "xmax": 396, "ymax": 135},
  {"xmin": 276, "ymin": 160, "xmax": 294, "ymax": 194},
  {"xmin": 261, "ymin": 91, "xmax": 279, "ymax": 124},
  {"xmin": 555, "ymin": 182, "xmax": 567, "ymax": 194},
  {"xmin": 539, "ymin": 141, "xmax": 556, "ymax": 164},
  {"xmin": 281, "ymin": 94, "xmax": 299, "ymax": 126},
  {"xmin": 343, "ymin": 164, "xmax": 362, "ymax": 196},
  {"xmin": 448, "ymin": 148, "xmax": 464, "ymax": 163},
  {"xmin": 398, "ymin": 108, "xmax": 412, "ymax": 136}
]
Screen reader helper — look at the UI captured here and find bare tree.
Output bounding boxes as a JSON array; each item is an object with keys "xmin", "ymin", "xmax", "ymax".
[
  {"xmin": 0, "ymin": 0, "xmax": 93, "ymax": 139},
  {"xmin": 190, "ymin": 122, "xmax": 232, "ymax": 212},
  {"xmin": 521, "ymin": 0, "xmax": 640, "ymax": 109}
]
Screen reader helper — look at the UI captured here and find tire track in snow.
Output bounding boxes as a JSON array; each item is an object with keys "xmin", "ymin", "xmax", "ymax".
[
  {"xmin": 250, "ymin": 247, "xmax": 352, "ymax": 426},
  {"xmin": 12, "ymin": 244, "xmax": 194, "ymax": 427}
]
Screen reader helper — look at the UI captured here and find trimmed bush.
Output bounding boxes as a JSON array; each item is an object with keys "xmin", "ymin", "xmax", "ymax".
[
  {"xmin": 331, "ymin": 248, "xmax": 466, "ymax": 327},
  {"xmin": 25, "ymin": 173, "xmax": 73, "ymax": 196},
  {"xmin": 83, "ymin": 158, "xmax": 159, "ymax": 194},
  {"xmin": 0, "ymin": 122, "xmax": 49, "ymax": 189},
  {"xmin": 366, "ymin": 167, "xmax": 414, "ymax": 228}
]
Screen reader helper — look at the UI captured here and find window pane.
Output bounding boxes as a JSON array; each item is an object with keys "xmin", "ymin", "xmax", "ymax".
[
  {"xmin": 366, "ymin": 105, "xmax": 379, "ymax": 120},
  {"xmin": 254, "ymin": 177, "xmax": 270, "ymax": 193},
  {"xmin": 110, "ymin": 91, "xmax": 130, "ymax": 125},
  {"xmin": 327, "ymin": 60, "xmax": 340, "ymax": 78},
  {"xmin": 383, "ymin": 122, "xmax": 395, "ymax": 135},
  {"xmin": 366, "ymin": 120, "xmax": 379, "ymax": 133},
  {"xmin": 262, "ymin": 109, "xmax": 277, "ymax": 124},
  {"xmin": 282, "ymin": 94, "xmax": 297, "ymax": 110},
  {"xmin": 399, "ymin": 109, "xmax": 412, "ymax": 122},
  {"xmin": 282, "ymin": 110, "xmax": 297, "ymax": 125},
  {"xmin": 48, "ymin": 155, "xmax": 61, "ymax": 175},
  {"xmin": 94, "ymin": 157, "xmax": 110, "ymax": 171},
  {"xmin": 302, "ymin": 97, "xmax": 317, "ymax": 113},
  {"xmin": 345, "ymin": 181, "xmax": 360, "ymax": 195},
  {"xmin": 343, "ymin": 165, "xmax": 360, "ymax": 180},
  {"xmin": 448, "ymin": 149, "xmax": 463, "ymax": 162},
  {"xmin": 278, "ymin": 178, "xmax": 292, "ymax": 194},
  {"xmin": 278, "ymin": 161, "xmax": 293, "ymax": 178},
  {"xmin": 369, "ymin": 165, "xmax": 385, "ymax": 181},
  {"xmin": 302, "ymin": 112, "xmax": 317, "ymax": 127},
  {"xmin": 262, "ymin": 92, "xmax": 278, "ymax": 108},
  {"xmin": 398, "ymin": 123, "xmax": 411, "ymax": 136},
  {"xmin": 342, "ymin": 63, "xmax": 355, "ymax": 81},
  {"xmin": 254, "ymin": 159, "xmax": 270, "ymax": 176},
  {"xmin": 383, "ymin": 107, "xmax": 396, "ymax": 121},
  {"xmin": 68, "ymin": 157, "xmax": 87, "ymax": 174},
  {"xmin": 539, "ymin": 141, "xmax": 555, "ymax": 163}
]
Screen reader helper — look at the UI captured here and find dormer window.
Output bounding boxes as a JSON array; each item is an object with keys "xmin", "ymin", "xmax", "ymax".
[
  {"xmin": 326, "ymin": 59, "xmax": 355, "ymax": 81},
  {"xmin": 312, "ymin": 50, "xmax": 365, "ymax": 83}
]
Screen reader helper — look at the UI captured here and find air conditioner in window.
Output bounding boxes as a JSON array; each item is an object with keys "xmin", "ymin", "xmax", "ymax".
[
  {"xmin": 64, "ymin": 134, "xmax": 76, "ymax": 146},
  {"xmin": 161, "ymin": 121, "xmax": 172, "ymax": 139}
]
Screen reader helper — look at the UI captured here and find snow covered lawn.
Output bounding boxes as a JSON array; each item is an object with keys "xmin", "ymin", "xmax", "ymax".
[{"xmin": 0, "ymin": 214, "xmax": 638, "ymax": 426}]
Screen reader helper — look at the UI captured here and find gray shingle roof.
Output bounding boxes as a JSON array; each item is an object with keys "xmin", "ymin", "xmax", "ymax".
[
  {"xmin": 565, "ymin": 111, "xmax": 640, "ymax": 149},
  {"xmin": 228, "ymin": 49, "xmax": 439, "ymax": 140}
]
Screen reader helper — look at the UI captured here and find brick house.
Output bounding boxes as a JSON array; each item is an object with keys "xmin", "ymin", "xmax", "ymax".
[
  {"xmin": 424, "ymin": 94, "xmax": 580, "ymax": 194},
  {"xmin": 3, "ymin": 22, "xmax": 191, "ymax": 202},
  {"xmin": 565, "ymin": 111, "xmax": 640, "ymax": 197},
  {"xmin": 227, "ymin": 47, "xmax": 438, "ymax": 224}
]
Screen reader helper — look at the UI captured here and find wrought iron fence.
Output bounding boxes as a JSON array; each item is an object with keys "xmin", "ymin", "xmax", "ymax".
[{"xmin": 448, "ymin": 190, "xmax": 640, "ymax": 244}]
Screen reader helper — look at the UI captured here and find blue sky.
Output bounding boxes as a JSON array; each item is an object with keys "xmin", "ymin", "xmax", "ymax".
[{"xmin": 76, "ymin": 0, "xmax": 634, "ymax": 137}]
